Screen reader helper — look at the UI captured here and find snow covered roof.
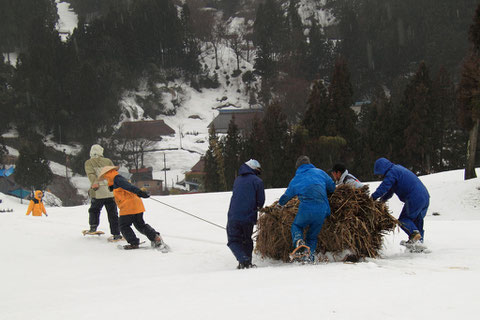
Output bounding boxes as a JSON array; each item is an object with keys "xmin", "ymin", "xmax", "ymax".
[
  {"xmin": 117, "ymin": 120, "xmax": 175, "ymax": 140},
  {"xmin": 208, "ymin": 109, "xmax": 264, "ymax": 134}
]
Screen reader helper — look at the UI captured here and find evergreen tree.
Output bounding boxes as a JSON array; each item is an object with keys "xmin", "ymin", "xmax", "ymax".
[
  {"xmin": 252, "ymin": 0, "xmax": 286, "ymax": 79},
  {"xmin": 261, "ymin": 102, "xmax": 289, "ymax": 188},
  {"xmin": 0, "ymin": 137, "xmax": 8, "ymax": 165},
  {"xmin": 355, "ymin": 90, "xmax": 397, "ymax": 179},
  {"xmin": 282, "ymin": 0, "xmax": 308, "ymax": 77},
  {"xmin": 15, "ymin": 136, "xmax": 54, "ymax": 191},
  {"xmin": 303, "ymin": 80, "xmax": 329, "ymax": 138},
  {"xmin": 180, "ymin": 3, "xmax": 201, "ymax": 75},
  {"xmin": 223, "ymin": 116, "xmax": 242, "ymax": 189},
  {"xmin": 457, "ymin": 4, "xmax": 480, "ymax": 179},
  {"xmin": 327, "ymin": 57, "xmax": 357, "ymax": 142},
  {"xmin": 305, "ymin": 20, "xmax": 334, "ymax": 81},
  {"xmin": 203, "ymin": 125, "xmax": 226, "ymax": 192},
  {"xmin": 12, "ymin": 17, "xmax": 67, "ymax": 139},
  {"xmin": 241, "ymin": 115, "xmax": 265, "ymax": 166},
  {"xmin": 401, "ymin": 62, "xmax": 434, "ymax": 173},
  {"xmin": 0, "ymin": 0, "xmax": 58, "ymax": 53},
  {"xmin": 0, "ymin": 56, "xmax": 14, "ymax": 132},
  {"xmin": 432, "ymin": 67, "xmax": 465, "ymax": 171}
]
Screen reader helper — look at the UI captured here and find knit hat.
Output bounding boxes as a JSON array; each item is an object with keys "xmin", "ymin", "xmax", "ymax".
[
  {"xmin": 90, "ymin": 144, "xmax": 104, "ymax": 158},
  {"xmin": 98, "ymin": 166, "xmax": 119, "ymax": 179},
  {"xmin": 295, "ymin": 155, "xmax": 310, "ymax": 168},
  {"xmin": 245, "ymin": 159, "xmax": 261, "ymax": 172}
]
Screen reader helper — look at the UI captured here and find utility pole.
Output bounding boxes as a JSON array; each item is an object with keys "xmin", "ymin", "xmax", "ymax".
[
  {"xmin": 179, "ymin": 124, "xmax": 183, "ymax": 149},
  {"xmin": 64, "ymin": 149, "xmax": 68, "ymax": 180},
  {"xmin": 163, "ymin": 153, "xmax": 167, "ymax": 192}
]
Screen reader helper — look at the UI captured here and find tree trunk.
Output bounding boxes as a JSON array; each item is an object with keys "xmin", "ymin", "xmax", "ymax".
[{"xmin": 465, "ymin": 118, "xmax": 479, "ymax": 179}]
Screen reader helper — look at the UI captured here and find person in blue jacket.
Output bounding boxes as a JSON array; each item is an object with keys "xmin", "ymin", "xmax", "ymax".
[
  {"xmin": 227, "ymin": 159, "xmax": 265, "ymax": 269},
  {"xmin": 279, "ymin": 156, "xmax": 336, "ymax": 261},
  {"xmin": 371, "ymin": 158, "xmax": 430, "ymax": 243}
]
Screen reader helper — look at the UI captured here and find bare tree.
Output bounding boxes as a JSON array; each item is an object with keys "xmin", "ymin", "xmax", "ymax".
[
  {"xmin": 226, "ymin": 32, "xmax": 243, "ymax": 71},
  {"xmin": 116, "ymin": 137, "xmax": 156, "ymax": 171}
]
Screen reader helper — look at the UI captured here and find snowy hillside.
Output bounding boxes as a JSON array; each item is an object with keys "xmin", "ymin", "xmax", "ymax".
[
  {"xmin": 46, "ymin": 0, "xmax": 335, "ymax": 190},
  {"xmin": 1, "ymin": 169, "xmax": 479, "ymax": 320}
]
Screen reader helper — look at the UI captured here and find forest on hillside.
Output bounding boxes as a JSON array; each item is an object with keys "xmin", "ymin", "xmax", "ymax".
[{"xmin": 1, "ymin": 0, "xmax": 479, "ymax": 191}]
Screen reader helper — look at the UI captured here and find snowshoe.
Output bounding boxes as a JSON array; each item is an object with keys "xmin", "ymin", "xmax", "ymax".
[
  {"xmin": 107, "ymin": 235, "xmax": 124, "ymax": 242},
  {"xmin": 151, "ymin": 235, "xmax": 170, "ymax": 253},
  {"xmin": 82, "ymin": 230, "xmax": 105, "ymax": 236},
  {"xmin": 118, "ymin": 241, "xmax": 146, "ymax": 250},
  {"xmin": 237, "ymin": 261, "xmax": 257, "ymax": 269},
  {"xmin": 289, "ymin": 240, "xmax": 311, "ymax": 263},
  {"xmin": 400, "ymin": 240, "xmax": 431, "ymax": 254},
  {"xmin": 121, "ymin": 244, "xmax": 139, "ymax": 250}
]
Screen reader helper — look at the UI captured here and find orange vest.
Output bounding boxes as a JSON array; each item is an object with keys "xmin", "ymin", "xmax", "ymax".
[{"xmin": 104, "ymin": 170, "xmax": 145, "ymax": 216}]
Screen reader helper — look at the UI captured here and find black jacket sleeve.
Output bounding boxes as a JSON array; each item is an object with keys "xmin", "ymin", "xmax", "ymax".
[{"xmin": 114, "ymin": 175, "xmax": 142, "ymax": 195}]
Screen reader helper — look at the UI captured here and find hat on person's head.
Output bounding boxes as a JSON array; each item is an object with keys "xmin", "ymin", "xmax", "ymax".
[
  {"xmin": 330, "ymin": 163, "xmax": 346, "ymax": 173},
  {"xmin": 90, "ymin": 144, "xmax": 104, "ymax": 158},
  {"xmin": 98, "ymin": 166, "xmax": 119, "ymax": 179},
  {"xmin": 245, "ymin": 159, "xmax": 261, "ymax": 172},
  {"xmin": 295, "ymin": 155, "xmax": 311, "ymax": 168}
]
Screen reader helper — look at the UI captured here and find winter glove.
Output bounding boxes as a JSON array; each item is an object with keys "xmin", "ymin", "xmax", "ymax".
[
  {"xmin": 44, "ymin": 213, "xmax": 48, "ymax": 217},
  {"xmin": 108, "ymin": 185, "xmax": 114, "ymax": 192},
  {"xmin": 137, "ymin": 190, "xmax": 150, "ymax": 198}
]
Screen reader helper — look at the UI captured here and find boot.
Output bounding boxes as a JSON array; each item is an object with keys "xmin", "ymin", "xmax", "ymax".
[
  {"xmin": 151, "ymin": 234, "xmax": 164, "ymax": 248},
  {"xmin": 296, "ymin": 239, "xmax": 306, "ymax": 248},
  {"xmin": 89, "ymin": 226, "xmax": 97, "ymax": 233},
  {"xmin": 407, "ymin": 230, "xmax": 421, "ymax": 243},
  {"xmin": 108, "ymin": 234, "xmax": 124, "ymax": 242}
]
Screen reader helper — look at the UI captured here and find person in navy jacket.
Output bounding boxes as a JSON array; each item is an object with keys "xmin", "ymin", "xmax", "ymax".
[
  {"xmin": 279, "ymin": 156, "xmax": 336, "ymax": 261},
  {"xmin": 371, "ymin": 158, "xmax": 430, "ymax": 242},
  {"xmin": 227, "ymin": 159, "xmax": 265, "ymax": 269}
]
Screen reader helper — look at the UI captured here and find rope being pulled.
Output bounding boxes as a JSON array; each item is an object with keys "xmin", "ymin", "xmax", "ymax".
[{"xmin": 149, "ymin": 197, "xmax": 226, "ymax": 230}]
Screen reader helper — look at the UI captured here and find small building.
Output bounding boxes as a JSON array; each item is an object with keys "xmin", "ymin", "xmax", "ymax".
[
  {"xmin": 184, "ymin": 158, "xmax": 206, "ymax": 192},
  {"xmin": 129, "ymin": 167, "xmax": 163, "ymax": 195},
  {"xmin": 117, "ymin": 120, "xmax": 175, "ymax": 140},
  {"xmin": 208, "ymin": 108, "xmax": 264, "ymax": 135},
  {"xmin": 351, "ymin": 101, "xmax": 371, "ymax": 116}
]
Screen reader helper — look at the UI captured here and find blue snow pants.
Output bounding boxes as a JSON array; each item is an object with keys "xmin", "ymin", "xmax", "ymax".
[
  {"xmin": 291, "ymin": 210, "xmax": 328, "ymax": 256},
  {"xmin": 398, "ymin": 197, "xmax": 429, "ymax": 240},
  {"xmin": 227, "ymin": 220, "xmax": 254, "ymax": 264}
]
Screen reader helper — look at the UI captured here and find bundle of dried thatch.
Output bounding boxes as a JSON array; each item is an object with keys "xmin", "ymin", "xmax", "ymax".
[{"xmin": 255, "ymin": 184, "xmax": 398, "ymax": 262}]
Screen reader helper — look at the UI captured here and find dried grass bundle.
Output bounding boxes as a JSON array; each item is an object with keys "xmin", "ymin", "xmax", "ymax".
[{"xmin": 255, "ymin": 184, "xmax": 398, "ymax": 262}]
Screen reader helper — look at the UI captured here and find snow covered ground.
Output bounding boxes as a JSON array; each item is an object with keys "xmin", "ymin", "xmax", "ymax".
[{"xmin": 0, "ymin": 168, "xmax": 479, "ymax": 320}]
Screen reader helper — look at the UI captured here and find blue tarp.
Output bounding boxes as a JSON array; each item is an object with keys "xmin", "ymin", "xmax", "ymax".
[
  {"xmin": 8, "ymin": 188, "xmax": 31, "ymax": 199},
  {"xmin": 0, "ymin": 167, "xmax": 14, "ymax": 177}
]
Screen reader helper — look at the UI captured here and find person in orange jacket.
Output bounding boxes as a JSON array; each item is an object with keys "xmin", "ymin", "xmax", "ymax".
[
  {"xmin": 26, "ymin": 190, "xmax": 48, "ymax": 217},
  {"xmin": 99, "ymin": 166, "xmax": 166, "ymax": 250}
]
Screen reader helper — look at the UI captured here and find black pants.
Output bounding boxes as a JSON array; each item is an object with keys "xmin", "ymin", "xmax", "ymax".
[
  {"xmin": 119, "ymin": 213, "xmax": 158, "ymax": 245},
  {"xmin": 88, "ymin": 198, "xmax": 120, "ymax": 236},
  {"xmin": 226, "ymin": 220, "xmax": 254, "ymax": 264}
]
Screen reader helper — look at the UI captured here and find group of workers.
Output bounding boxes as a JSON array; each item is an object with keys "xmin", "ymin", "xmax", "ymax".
[
  {"xmin": 226, "ymin": 155, "xmax": 430, "ymax": 268},
  {"xmin": 25, "ymin": 144, "xmax": 430, "ymax": 269}
]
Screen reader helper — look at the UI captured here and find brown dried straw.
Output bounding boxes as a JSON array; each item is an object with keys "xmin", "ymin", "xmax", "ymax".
[{"xmin": 255, "ymin": 184, "xmax": 398, "ymax": 262}]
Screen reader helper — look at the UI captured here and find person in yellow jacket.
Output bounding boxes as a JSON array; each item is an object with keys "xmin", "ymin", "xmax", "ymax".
[
  {"xmin": 26, "ymin": 190, "xmax": 47, "ymax": 217},
  {"xmin": 99, "ymin": 166, "xmax": 166, "ymax": 250}
]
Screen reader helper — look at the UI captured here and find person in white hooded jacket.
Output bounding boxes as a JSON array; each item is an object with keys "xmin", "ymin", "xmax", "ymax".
[
  {"xmin": 330, "ymin": 163, "xmax": 364, "ymax": 189},
  {"xmin": 84, "ymin": 144, "xmax": 121, "ymax": 240}
]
